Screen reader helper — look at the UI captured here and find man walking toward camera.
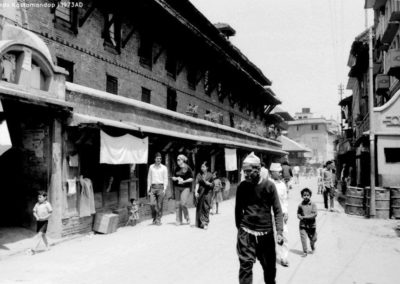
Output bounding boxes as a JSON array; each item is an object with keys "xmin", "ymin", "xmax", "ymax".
[
  {"xmin": 235, "ymin": 152, "xmax": 284, "ymax": 284},
  {"xmin": 147, "ymin": 152, "xmax": 169, "ymax": 225}
]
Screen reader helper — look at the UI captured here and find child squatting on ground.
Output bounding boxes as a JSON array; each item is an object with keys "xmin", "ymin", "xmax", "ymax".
[
  {"xmin": 126, "ymin": 198, "xmax": 140, "ymax": 226},
  {"xmin": 30, "ymin": 191, "xmax": 53, "ymax": 254},
  {"xmin": 297, "ymin": 187, "xmax": 318, "ymax": 257}
]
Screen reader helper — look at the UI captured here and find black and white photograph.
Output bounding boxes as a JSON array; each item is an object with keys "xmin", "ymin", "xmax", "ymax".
[{"xmin": 0, "ymin": 0, "xmax": 399, "ymax": 283}]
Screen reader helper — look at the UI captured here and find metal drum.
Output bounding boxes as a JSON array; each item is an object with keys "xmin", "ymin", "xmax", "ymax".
[
  {"xmin": 390, "ymin": 187, "xmax": 400, "ymax": 219},
  {"xmin": 366, "ymin": 187, "xmax": 390, "ymax": 219},
  {"xmin": 345, "ymin": 186, "xmax": 365, "ymax": 216}
]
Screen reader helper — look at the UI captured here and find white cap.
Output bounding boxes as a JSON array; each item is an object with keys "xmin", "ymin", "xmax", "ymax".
[
  {"xmin": 270, "ymin": 163, "xmax": 282, "ymax": 172},
  {"xmin": 242, "ymin": 152, "xmax": 261, "ymax": 169}
]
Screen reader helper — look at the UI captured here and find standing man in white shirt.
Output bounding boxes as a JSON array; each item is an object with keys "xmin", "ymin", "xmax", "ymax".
[
  {"xmin": 270, "ymin": 163, "xmax": 289, "ymax": 267},
  {"xmin": 147, "ymin": 152, "xmax": 169, "ymax": 225}
]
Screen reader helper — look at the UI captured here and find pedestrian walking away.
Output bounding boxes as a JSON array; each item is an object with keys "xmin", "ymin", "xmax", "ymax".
[
  {"xmin": 269, "ymin": 163, "xmax": 289, "ymax": 267},
  {"xmin": 172, "ymin": 154, "xmax": 193, "ymax": 226},
  {"xmin": 317, "ymin": 164, "xmax": 324, "ymax": 194},
  {"xmin": 235, "ymin": 152, "xmax": 284, "ymax": 284},
  {"xmin": 322, "ymin": 161, "xmax": 335, "ymax": 211},
  {"xmin": 29, "ymin": 191, "xmax": 53, "ymax": 254},
  {"xmin": 297, "ymin": 188, "xmax": 318, "ymax": 257},
  {"xmin": 211, "ymin": 171, "xmax": 223, "ymax": 215},
  {"xmin": 147, "ymin": 152, "xmax": 169, "ymax": 225},
  {"xmin": 281, "ymin": 161, "xmax": 293, "ymax": 191},
  {"xmin": 194, "ymin": 161, "xmax": 214, "ymax": 229}
]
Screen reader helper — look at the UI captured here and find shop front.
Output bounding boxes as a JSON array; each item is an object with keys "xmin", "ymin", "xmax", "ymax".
[{"xmin": 373, "ymin": 90, "xmax": 400, "ymax": 187}]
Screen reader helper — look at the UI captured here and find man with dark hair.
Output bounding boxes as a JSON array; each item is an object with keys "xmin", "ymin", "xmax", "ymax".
[
  {"xmin": 322, "ymin": 161, "xmax": 335, "ymax": 211},
  {"xmin": 235, "ymin": 152, "xmax": 284, "ymax": 284},
  {"xmin": 147, "ymin": 152, "xmax": 168, "ymax": 225}
]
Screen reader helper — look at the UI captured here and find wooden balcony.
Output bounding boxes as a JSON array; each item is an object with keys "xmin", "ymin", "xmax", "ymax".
[{"xmin": 387, "ymin": 49, "xmax": 400, "ymax": 79}]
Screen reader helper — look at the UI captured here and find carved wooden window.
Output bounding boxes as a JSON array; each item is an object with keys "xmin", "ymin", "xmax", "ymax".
[
  {"xmin": 138, "ymin": 34, "xmax": 153, "ymax": 68},
  {"xmin": 167, "ymin": 88, "xmax": 177, "ymax": 111},
  {"xmin": 103, "ymin": 14, "xmax": 121, "ymax": 52},
  {"xmin": 53, "ymin": 0, "xmax": 78, "ymax": 33},
  {"xmin": 106, "ymin": 74, "xmax": 118, "ymax": 95},
  {"xmin": 57, "ymin": 57, "xmax": 74, "ymax": 82},
  {"xmin": 187, "ymin": 65, "xmax": 196, "ymax": 90},
  {"xmin": 141, "ymin": 87, "xmax": 151, "ymax": 103},
  {"xmin": 204, "ymin": 70, "xmax": 210, "ymax": 96},
  {"xmin": 166, "ymin": 50, "xmax": 177, "ymax": 79},
  {"xmin": 229, "ymin": 112, "xmax": 235, "ymax": 127}
]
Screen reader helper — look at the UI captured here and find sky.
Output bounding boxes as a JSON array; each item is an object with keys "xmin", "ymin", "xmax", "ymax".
[{"xmin": 190, "ymin": 0, "xmax": 370, "ymax": 120}]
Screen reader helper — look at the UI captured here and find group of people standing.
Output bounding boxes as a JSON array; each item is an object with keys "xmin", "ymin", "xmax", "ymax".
[{"xmin": 146, "ymin": 152, "xmax": 225, "ymax": 229}]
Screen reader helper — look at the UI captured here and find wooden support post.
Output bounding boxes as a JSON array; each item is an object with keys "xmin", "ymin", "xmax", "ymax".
[
  {"xmin": 47, "ymin": 118, "xmax": 63, "ymax": 239},
  {"xmin": 122, "ymin": 27, "xmax": 135, "ymax": 48},
  {"xmin": 79, "ymin": 4, "xmax": 95, "ymax": 27},
  {"xmin": 153, "ymin": 46, "xmax": 164, "ymax": 64}
]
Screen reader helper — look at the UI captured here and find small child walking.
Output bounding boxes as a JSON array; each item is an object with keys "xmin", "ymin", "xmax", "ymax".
[
  {"xmin": 211, "ymin": 171, "xmax": 223, "ymax": 214},
  {"xmin": 31, "ymin": 191, "xmax": 53, "ymax": 253},
  {"xmin": 126, "ymin": 198, "xmax": 140, "ymax": 226},
  {"xmin": 297, "ymin": 188, "xmax": 317, "ymax": 257}
]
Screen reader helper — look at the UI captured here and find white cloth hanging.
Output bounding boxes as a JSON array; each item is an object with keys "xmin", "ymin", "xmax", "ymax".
[
  {"xmin": 100, "ymin": 130, "xmax": 148, "ymax": 164},
  {"xmin": 0, "ymin": 100, "xmax": 12, "ymax": 157},
  {"xmin": 79, "ymin": 177, "xmax": 96, "ymax": 217},
  {"xmin": 67, "ymin": 178, "xmax": 77, "ymax": 196},
  {"xmin": 224, "ymin": 148, "xmax": 237, "ymax": 171},
  {"xmin": 69, "ymin": 154, "xmax": 79, "ymax": 167}
]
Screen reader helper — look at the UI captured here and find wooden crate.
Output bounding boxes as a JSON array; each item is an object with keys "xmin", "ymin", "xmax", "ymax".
[{"xmin": 93, "ymin": 213, "xmax": 119, "ymax": 234}]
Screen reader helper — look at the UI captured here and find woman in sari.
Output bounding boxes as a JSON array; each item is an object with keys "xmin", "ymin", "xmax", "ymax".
[
  {"xmin": 194, "ymin": 161, "xmax": 214, "ymax": 229},
  {"xmin": 172, "ymin": 154, "xmax": 193, "ymax": 225}
]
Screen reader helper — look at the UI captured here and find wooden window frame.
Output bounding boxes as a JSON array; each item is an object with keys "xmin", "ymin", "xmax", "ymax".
[
  {"xmin": 106, "ymin": 74, "xmax": 118, "ymax": 95},
  {"xmin": 141, "ymin": 87, "xmax": 151, "ymax": 103},
  {"xmin": 57, "ymin": 57, "xmax": 74, "ymax": 82}
]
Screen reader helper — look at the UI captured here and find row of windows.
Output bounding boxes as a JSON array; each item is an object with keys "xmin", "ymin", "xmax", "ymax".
[
  {"xmin": 53, "ymin": 3, "xmax": 259, "ymax": 112},
  {"xmin": 53, "ymin": 3, "xmax": 265, "ymax": 123},
  {"xmin": 295, "ymin": 124, "xmax": 319, "ymax": 131}
]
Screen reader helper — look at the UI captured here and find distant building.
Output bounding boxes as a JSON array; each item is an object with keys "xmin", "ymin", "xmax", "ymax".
[{"xmin": 287, "ymin": 108, "xmax": 339, "ymax": 165}]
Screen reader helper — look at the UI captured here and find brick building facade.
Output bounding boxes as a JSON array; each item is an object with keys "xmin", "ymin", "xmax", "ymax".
[{"xmin": 0, "ymin": 0, "xmax": 285, "ymax": 238}]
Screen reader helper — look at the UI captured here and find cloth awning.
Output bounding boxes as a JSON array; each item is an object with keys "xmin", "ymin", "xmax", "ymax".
[
  {"xmin": 100, "ymin": 130, "xmax": 148, "ymax": 164},
  {"xmin": 69, "ymin": 113, "xmax": 287, "ymax": 155},
  {"xmin": 339, "ymin": 95, "xmax": 353, "ymax": 106},
  {"xmin": 281, "ymin": 136, "xmax": 311, "ymax": 153}
]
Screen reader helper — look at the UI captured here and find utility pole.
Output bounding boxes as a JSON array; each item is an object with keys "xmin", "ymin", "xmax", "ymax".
[
  {"xmin": 338, "ymin": 83, "xmax": 344, "ymax": 136},
  {"xmin": 365, "ymin": 9, "xmax": 376, "ymax": 218}
]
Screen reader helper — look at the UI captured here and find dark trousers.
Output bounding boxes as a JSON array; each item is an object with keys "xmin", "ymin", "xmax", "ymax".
[
  {"xmin": 150, "ymin": 185, "xmax": 165, "ymax": 222},
  {"xmin": 300, "ymin": 227, "xmax": 317, "ymax": 253},
  {"xmin": 323, "ymin": 187, "xmax": 335, "ymax": 209},
  {"xmin": 236, "ymin": 228, "xmax": 276, "ymax": 284}
]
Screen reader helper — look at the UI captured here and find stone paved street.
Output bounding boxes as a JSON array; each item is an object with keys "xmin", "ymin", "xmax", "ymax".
[{"xmin": 0, "ymin": 177, "xmax": 399, "ymax": 284}]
